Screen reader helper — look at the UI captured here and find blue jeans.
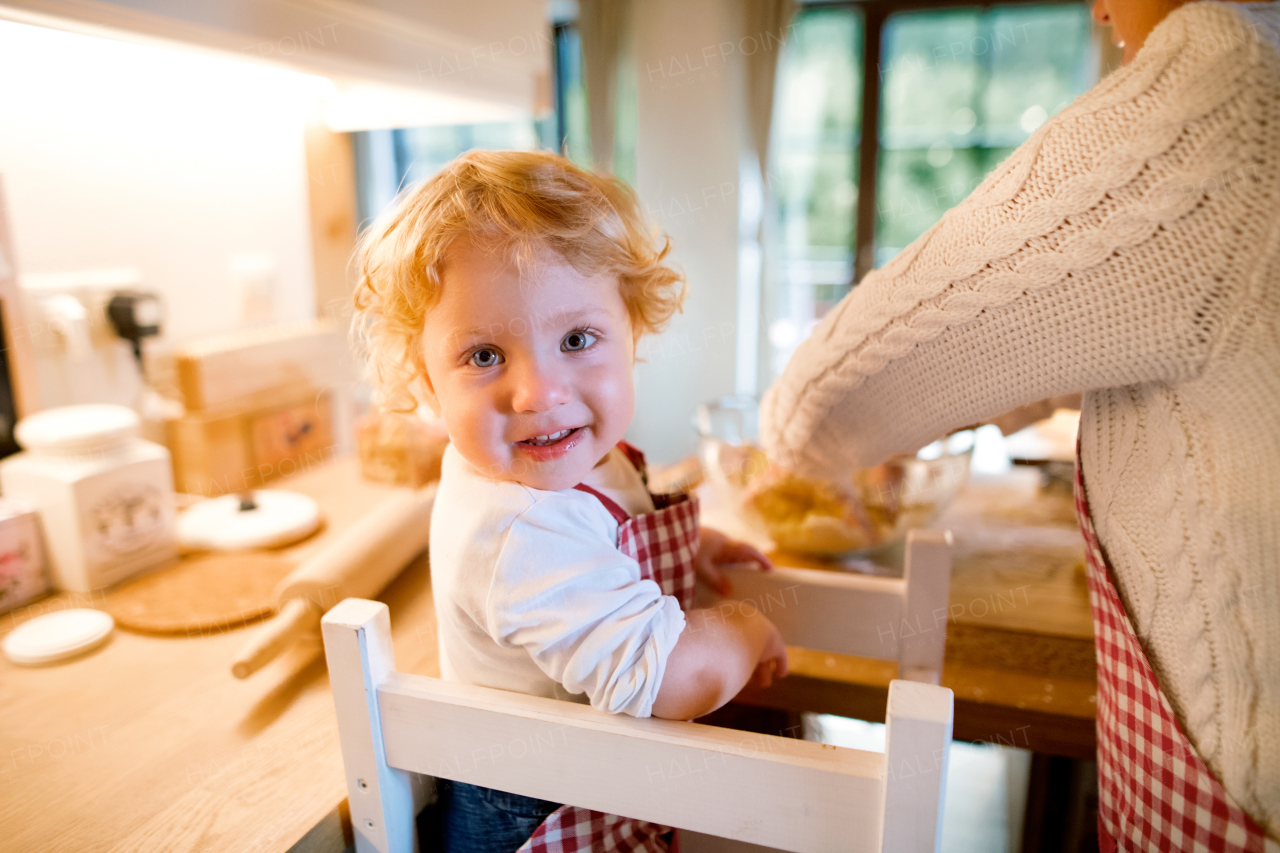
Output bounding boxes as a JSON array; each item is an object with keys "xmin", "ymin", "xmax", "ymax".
[{"xmin": 435, "ymin": 779, "xmax": 563, "ymax": 853}]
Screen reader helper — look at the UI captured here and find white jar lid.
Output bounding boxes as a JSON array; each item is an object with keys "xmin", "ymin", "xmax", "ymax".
[
  {"xmin": 177, "ymin": 490, "xmax": 322, "ymax": 551},
  {"xmin": 2, "ymin": 609, "xmax": 114, "ymax": 665},
  {"xmin": 15, "ymin": 405, "xmax": 140, "ymax": 455}
]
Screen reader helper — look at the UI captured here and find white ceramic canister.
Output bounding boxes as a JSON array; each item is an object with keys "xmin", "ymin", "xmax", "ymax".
[{"xmin": 0, "ymin": 404, "xmax": 177, "ymax": 592}]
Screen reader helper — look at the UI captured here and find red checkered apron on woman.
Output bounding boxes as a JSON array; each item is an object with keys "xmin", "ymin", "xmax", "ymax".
[
  {"xmin": 517, "ymin": 441, "xmax": 698, "ymax": 853},
  {"xmin": 1074, "ymin": 440, "xmax": 1272, "ymax": 851}
]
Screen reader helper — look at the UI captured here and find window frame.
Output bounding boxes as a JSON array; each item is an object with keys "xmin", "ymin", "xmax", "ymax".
[{"xmin": 552, "ymin": 22, "xmax": 574, "ymax": 157}]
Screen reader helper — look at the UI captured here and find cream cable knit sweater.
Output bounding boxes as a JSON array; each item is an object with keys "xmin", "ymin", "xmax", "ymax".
[{"xmin": 761, "ymin": 0, "xmax": 1280, "ymax": 833}]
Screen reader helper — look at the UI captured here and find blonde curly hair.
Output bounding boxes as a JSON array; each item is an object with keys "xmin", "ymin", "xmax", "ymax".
[{"xmin": 351, "ymin": 149, "xmax": 687, "ymax": 412}]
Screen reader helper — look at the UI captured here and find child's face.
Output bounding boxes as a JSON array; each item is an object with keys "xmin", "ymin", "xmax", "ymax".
[{"xmin": 419, "ymin": 239, "xmax": 637, "ymax": 492}]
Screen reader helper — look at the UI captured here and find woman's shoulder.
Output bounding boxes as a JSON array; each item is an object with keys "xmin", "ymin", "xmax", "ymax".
[
  {"xmin": 1158, "ymin": 1, "xmax": 1279, "ymax": 41},
  {"xmin": 1139, "ymin": 1, "xmax": 1280, "ymax": 70}
]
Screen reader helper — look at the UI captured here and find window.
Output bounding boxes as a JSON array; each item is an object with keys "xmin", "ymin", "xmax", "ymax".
[
  {"xmin": 764, "ymin": 1, "xmax": 1097, "ymax": 383},
  {"xmin": 353, "ymin": 120, "xmax": 553, "ymax": 229},
  {"xmin": 551, "ymin": 19, "xmax": 637, "ymax": 183},
  {"xmin": 876, "ymin": 4, "xmax": 1096, "ymax": 261},
  {"xmin": 350, "ymin": 17, "xmax": 615, "ymax": 228}
]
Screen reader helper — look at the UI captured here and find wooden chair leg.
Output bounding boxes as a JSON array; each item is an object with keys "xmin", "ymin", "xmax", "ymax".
[
  {"xmin": 882, "ymin": 680, "xmax": 953, "ymax": 853},
  {"xmin": 899, "ymin": 530, "xmax": 953, "ymax": 685},
  {"xmin": 322, "ymin": 599, "xmax": 419, "ymax": 853}
]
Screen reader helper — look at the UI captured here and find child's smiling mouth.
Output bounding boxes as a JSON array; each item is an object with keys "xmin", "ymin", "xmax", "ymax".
[
  {"xmin": 521, "ymin": 428, "xmax": 577, "ymax": 447},
  {"xmin": 513, "ymin": 426, "xmax": 587, "ymax": 461}
]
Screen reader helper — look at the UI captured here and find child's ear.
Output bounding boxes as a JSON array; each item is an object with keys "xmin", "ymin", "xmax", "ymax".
[
  {"xmin": 418, "ymin": 377, "xmax": 442, "ymax": 418},
  {"xmin": 412, "ymin": 343, "xmax": 442, "ymax": 418}
]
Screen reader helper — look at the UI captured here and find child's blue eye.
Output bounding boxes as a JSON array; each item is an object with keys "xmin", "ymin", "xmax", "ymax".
[
  {"xmin": 562, "ymin": 330, "xmax": 596, "ymax": 352},
  {"xmin": 469, "ymin": 348, "xmax": 503, "ymax": 368}
]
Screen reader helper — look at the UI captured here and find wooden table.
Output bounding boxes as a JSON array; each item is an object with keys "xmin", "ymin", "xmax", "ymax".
[
  {"xmin": 0, "ymin": 460, "xmax": 1095, "ymax": 853},
  {"xmin": 0, "ymin": 457, "xmax": 440, "ymax": 853}
]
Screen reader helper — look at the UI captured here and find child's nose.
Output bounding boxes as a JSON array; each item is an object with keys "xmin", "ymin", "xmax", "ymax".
[{"xmin": 511, "ymin": 361, "xmax": 571, "ymax": 413}]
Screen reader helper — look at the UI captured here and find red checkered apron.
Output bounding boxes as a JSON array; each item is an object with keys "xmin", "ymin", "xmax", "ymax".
[
  {"xmin": 516, "ymin": 442, "xmax": 699, "ymax": 853},
  {"xmin": 1074, "ymin": 440, "xmax": 1272, "ymax": 852}
]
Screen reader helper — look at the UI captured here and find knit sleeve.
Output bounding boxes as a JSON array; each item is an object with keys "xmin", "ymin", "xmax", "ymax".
[
  {"xmin": 761, "ymin": 1, "xmax": 1278, "ymax": 476},
  {"xmin": 483, "ymin": 491, "xmax": 686, "ymax": 718}
]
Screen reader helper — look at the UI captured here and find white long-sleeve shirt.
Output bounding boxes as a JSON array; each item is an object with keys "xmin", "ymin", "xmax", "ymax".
[
  {"xmin": 429, "ymin": 443, "xmax": 686, "ymax": 718},
  {"xmin": 762, "ymin": 1, "xmax": 1280, "ymax": 833}
]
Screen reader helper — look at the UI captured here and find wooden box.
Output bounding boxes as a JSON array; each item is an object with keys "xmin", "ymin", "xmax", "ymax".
[
  {"xmin": 172, "ymin": 320, "xmax": 352, "ymax": 412},
  {"xmin": 169, "ymin": 390, "xmax": 336, "ymax": 497}
]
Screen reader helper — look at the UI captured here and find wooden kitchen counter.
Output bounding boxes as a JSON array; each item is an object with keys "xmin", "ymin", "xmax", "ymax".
[
  {"xmin": 0, "ymin": 456, "xmax": 441, "ymax": 853},
  {"xmin": 1, "ymin": 459, "xmax": 1095, "ymax": 853},
  {"xmin": 724, "ymin": 467, "xmax": 1099, "ymax": 760}
]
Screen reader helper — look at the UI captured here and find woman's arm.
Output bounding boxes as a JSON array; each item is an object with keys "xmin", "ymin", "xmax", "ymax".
[
  {"xmin": 762, "ymin": 1, "xmax": 1274, "ymax": 476},
  {"xmin": 650, "ymin": 603, "xmax": 787, "ymax": 721}
]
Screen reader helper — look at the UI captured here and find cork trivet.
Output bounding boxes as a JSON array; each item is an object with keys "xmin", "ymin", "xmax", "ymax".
[{"xmin": 103, "ymin": 552, "xmax": 296, "ymax": 636}]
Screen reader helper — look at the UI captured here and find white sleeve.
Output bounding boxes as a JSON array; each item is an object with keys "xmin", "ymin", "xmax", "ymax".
[
  {"xmin": 482, "ymin": 491, "xmax": 687, "ymax": 718},
  {"xmin": 761, "ymin": 2, "xmax": 1275, "ymax": 477}
]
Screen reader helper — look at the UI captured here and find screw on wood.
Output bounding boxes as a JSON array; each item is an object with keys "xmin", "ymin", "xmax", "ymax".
[
  {"xmin": 358, "ymin": 778, "xmax": 368, "ymax": 790},
  {"xmin": 364, "ymin": 819, "xmax": 374, "ymax": 829}
]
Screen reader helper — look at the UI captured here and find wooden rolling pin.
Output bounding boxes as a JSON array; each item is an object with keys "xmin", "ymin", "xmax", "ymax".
[{"xmin": 231, "ymin": 484, "xmax": 437, "ymax": 678}]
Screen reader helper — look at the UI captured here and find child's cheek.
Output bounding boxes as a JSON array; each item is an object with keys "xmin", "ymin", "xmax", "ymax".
[{"xmin": 593, "ymin": 358, "xmax": 636, "ymax": 431}]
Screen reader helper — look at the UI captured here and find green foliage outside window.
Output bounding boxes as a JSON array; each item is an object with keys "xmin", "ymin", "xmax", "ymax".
[
  {"xmin": 876, "ymin": 4, "xmax": 1095, "ymax": 262},
  {"xmin": 763, "ymin": 1, "xmax": 1096, "ymax": 383}
]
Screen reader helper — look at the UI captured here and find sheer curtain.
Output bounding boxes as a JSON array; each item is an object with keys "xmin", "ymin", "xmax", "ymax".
[
  {"xmin": 742, "ymin": 0, "xmax": 797, "ymax": 394},
  {"xmin": 577, "ymin": 0, "xmax": 630, "ymax": 174},
  {"xmin": 743, "ymin": 0, "xmax": 797, "ymax": 175}
]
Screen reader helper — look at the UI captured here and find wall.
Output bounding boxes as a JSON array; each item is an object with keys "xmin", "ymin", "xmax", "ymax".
[{"xmin": 0, "ymin": 18, "xmax": 320, "ymax": 405}]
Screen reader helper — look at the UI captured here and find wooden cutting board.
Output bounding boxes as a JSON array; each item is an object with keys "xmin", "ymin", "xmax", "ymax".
[
  {"xmin": 103, "ymin": 552, "xmax": 297, "ymax": 635},
  {"xmin": 99, "ymin": 456, "xmax": 410, "ymax": 636}
]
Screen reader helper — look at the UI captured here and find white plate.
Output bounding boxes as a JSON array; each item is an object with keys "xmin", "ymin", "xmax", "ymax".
[
  {"xmin": 3, "ymin": 609, "xmax": 114, "ymax": 666},
  {"xmin": 177, "ymin": 490, "xmax": 321, "ymax": 551}
]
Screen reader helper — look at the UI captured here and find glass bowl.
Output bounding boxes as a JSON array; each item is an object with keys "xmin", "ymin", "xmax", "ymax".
[{"xmin": 694, "ymin": 396, "xmax": 974, "ymax": 558}]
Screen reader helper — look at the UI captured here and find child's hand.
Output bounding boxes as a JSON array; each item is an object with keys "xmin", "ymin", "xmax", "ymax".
[{"xmin": 695, "ymin": 527, "xmax": 773, "ymax": 597}]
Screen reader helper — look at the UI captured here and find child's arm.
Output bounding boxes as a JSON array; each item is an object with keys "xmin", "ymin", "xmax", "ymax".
[
  {"xmin": 480, "ymin": 493, "xmax": 787, "ymax": 720},
  {"xmin": 650, "ymin": 604, "xmax": 788, "ymax": 721}
]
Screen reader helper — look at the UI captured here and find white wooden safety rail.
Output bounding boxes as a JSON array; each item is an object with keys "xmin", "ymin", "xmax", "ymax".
[
  {"xmin": 703, "ymin": 529, "xmax": 953, "ymax": 684},
  {"xmin": 323, "ymin": 525, "xmax": 955, "ymax": 853}
]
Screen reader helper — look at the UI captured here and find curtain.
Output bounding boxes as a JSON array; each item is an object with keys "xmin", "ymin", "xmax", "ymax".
[
  {"xmin": 578, "ymin": 0, "xmax": 630, "ymax": 174},
  {"xmin": 741, "ymin": 0, "xmax": 797, "ymax": 394},
  {"xmin": 742, "ymin": 0, "xmax": 797, "ymax": 174},
  {"xmin": 579, "ymin": 0, "xmax": 794, "ymax": 175}
]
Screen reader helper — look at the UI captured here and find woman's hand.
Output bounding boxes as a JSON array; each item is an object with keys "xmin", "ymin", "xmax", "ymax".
[{"xmin": 695, "ymin": 526, "xmax": 773, "ymax": 597}]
